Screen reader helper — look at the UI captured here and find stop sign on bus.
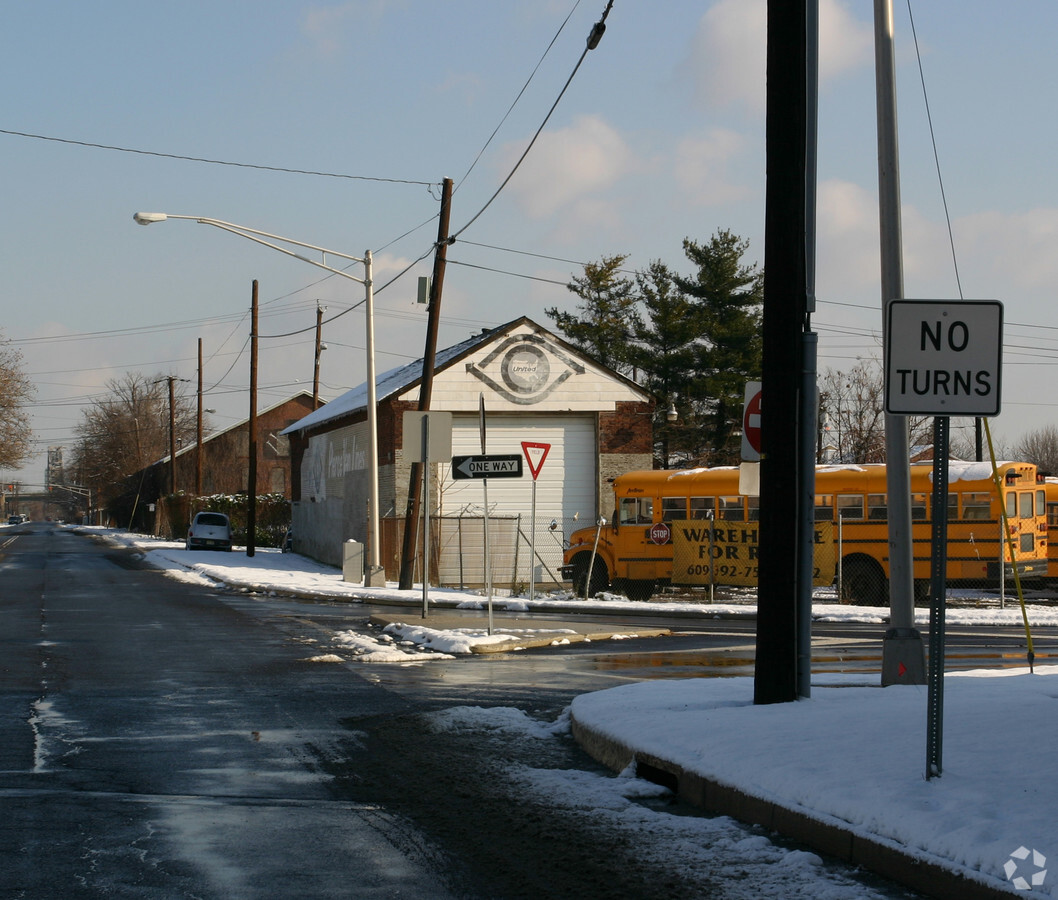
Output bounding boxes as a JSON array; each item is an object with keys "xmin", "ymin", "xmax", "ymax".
[
  {"xmin": 741, "ymin": 382, "xmax": 762, "ymax": 462},
  {"xmin": 649, "ymin": 522, "xmax": 671, "ymax": 545}
]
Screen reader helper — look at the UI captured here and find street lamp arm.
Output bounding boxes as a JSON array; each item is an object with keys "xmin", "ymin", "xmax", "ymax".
[{"xmin": 132, "ymin": 212, "xmax": 368, "ymax": 285}]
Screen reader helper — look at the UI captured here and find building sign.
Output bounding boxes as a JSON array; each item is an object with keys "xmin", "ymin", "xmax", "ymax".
[
  {"xmin": 670, "ymin": 520, "xmax": 835, "ymax": 587},
  {"xmin": 884, "ymin": 299, "xmax": 1003, "ymax": 416},
  {"xmin": 466, "ymin": 333, "xmax": 585, "ymax": 405}
]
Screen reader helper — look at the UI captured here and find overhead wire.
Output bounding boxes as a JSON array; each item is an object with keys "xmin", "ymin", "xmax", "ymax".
[
  {"xmin": 906, "ymin": 0, "xmax": 1034, "ymax": 670},
  {"xmin": 0, "ymin": 128, "xmax": 437, "ymax": 187},
  {"xmin": 450, "ymin": 0, "xmax": 614, "ymax": 242}
]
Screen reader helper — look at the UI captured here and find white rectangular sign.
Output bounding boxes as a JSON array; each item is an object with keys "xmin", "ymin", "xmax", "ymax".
[
  {"xmin": 884, "ymin": 300, "xmax": 1002, "ymax": 416},
  {"xmin": 403, "ymin": 411, "xmax": 454, "ymax": 462}
]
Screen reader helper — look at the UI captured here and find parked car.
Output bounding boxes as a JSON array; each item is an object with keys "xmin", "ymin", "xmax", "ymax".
[
  {"xmin": 7, "ymin": 515, "xmax": 20, "ymax": 525},
  {"xmin": 186, "ymin": 512, "xmax": 233, "ymax": 551}
]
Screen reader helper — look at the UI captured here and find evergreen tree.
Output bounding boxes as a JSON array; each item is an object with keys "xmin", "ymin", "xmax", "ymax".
[
  {"xmin": 672, "ymin": 230, "xmax": 763, "ymax": 466},
  {"xmin": 545, "ymin": 254, "xmax": 640, "ymax": 376},
  {"xmin": 629, "ymin": 260, "xmax": 699, "ymax": 467}
]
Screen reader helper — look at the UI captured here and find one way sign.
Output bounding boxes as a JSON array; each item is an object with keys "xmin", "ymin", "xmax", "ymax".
[{"xmin": 451, "ymin": 454, "xmax": 524, "ymax": 480}]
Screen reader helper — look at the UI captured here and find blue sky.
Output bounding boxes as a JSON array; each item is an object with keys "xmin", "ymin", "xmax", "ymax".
[{"xmin": 3, "ymin": 1, "xmax": 1058, "ymax": 486}]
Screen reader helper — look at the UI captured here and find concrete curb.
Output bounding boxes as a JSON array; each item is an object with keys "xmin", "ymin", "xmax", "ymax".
[
  {"xmin": 368, "ymin": 612, "xmax": 671, "ymax": 654},
  {"xmin": 569, "ymin": 714, "xmax": 1020, "ymax": 900}
]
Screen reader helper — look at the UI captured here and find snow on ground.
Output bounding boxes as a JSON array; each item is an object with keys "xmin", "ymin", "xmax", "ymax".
[
  {"xmin": 74, "ymin": 525, "xmax": 1058, "ymax": 895},
  {"xmin": 83, "ymin": 527, "xmax": 1058, "ymax": 657},
  {"xmin": 572, "ymin": 669, "xmax": 1058, "ymax": 898}
]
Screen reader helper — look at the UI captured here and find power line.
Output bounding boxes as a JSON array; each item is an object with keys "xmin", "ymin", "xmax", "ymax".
[{"xmin": 0, "ymin": 128, "xmax": 437, "ymax": 187}]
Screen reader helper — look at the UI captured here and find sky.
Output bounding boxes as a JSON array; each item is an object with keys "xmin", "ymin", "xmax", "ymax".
[
  {"xmin": 4, "ymin": 1, "xmax": 1058, "ymax": 488},
  {"xmin": 76, "ymin": 523, "xmax": 1058, "ymax": 897}
]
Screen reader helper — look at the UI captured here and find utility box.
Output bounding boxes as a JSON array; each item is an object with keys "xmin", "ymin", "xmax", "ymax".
[{"xmin": 342, "ymin": 540, "xmax": 364, "ymax": 583}]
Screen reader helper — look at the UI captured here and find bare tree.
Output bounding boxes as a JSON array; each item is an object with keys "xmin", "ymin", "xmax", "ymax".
[
  {"xmin": 0, "ymin": 332, "xmax": 34, "ymax": 469},
  {"xmin": 69, "ymin": 373, "xmax": 198, "ymax": 513},
  {"xmin": 1014, "ymin": 425, "xmax": 1058, "ymax": 474},
  {"xmin": 818, "ymin": 360, "xmax": 931, "ymax": 463}
]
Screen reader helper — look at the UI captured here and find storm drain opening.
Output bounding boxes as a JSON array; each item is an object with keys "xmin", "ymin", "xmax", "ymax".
[{"xmin": 635, "ymin": 757, "xmax": 679, "ymax": 794}]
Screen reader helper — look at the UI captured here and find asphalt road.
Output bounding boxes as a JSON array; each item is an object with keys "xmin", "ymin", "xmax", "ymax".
[{"xmin": 9, "ymin": 524, "xmax": 1045, "ymax": 897}]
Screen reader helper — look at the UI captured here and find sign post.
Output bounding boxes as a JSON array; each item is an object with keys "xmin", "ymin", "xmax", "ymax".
[
  {"xmin": 884, "ymin": 299, "xmax": 1003, "ymax": 780},
  {"xmin": 403, "ymin": 411, "xmax": 453, "ymax": 619},
  {"xmin": 480, "ymin": 396, "xmax": 491, "ymax": 634},
  {"xmin": 521, "ymin": 442, "xmax": 551, "ymax": 602}
]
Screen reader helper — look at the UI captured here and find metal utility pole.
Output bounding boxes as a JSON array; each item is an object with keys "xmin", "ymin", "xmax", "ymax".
[
  {"xmin": 247, "ymin": 280, "xmax": 259, "ymax": 558},
  {"xmin": 398, "ymin": 177, "xmax": 454, "ymax": 591},
  {"xmin": 875, "ymin": 0, "xmax": 925, "ymax": 685},
  {"xmin": 755, "ymin": 0, "xmax": 815, "ymax": 705}
]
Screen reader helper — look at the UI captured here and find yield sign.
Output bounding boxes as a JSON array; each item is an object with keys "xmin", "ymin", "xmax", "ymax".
[{"xmin": 521, "ymin": 441, "xmax": 551, "ymax": 481}]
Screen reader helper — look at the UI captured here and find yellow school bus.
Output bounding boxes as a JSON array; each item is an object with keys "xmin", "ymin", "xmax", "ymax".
[
  {"xmin": 560, "ymin": 461, "xmax": 1048, "ymax": 604},
  {"xmin": 1042, "ymin": 478, "xmax": 1058, "ymax": 581}
]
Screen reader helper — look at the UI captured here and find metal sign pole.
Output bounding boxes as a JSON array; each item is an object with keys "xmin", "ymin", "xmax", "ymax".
[
  {"xmin": 926, "ymin": 415, "xmax": 950, "ymax": 779},
  {"xmin": 421, "ymin": 415, "xmax": 430, "ymax": 619},
  {"xmin": 529, "ymin": 478, "xmax": 537, "ymax": 603},
  {"xmin": 481, "ymin": 396, "xmax": 493, "ymax": 635}
]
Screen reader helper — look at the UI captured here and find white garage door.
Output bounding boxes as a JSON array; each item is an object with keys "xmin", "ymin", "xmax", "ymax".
[{"xmin": 438, "ymin": 414, "xmax": 596, "ymax": 524}]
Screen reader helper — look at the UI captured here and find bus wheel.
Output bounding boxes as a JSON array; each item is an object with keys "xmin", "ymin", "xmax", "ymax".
[
  {"xmin": 572, "ymin": 554, "xmax": 608, "ymax": 599},
  {"xmin": 841, "ymin": 557, "xmax": 886, "ymax": 606},
  {"xmin": 623, "ymin": 579, "xmax": 656, "ymax": 602}
]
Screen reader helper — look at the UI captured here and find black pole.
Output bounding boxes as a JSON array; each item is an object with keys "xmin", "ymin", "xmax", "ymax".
[
  {"xmin": 247, "ymin": 280, "xmax": 258, "ymax": 558},
  {"xmin": 755, "ymin": 0, "xmax": 811, "ymax": 705}
]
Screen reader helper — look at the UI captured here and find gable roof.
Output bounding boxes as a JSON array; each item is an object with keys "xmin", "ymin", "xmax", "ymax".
[{"xmin": 282, "ymin": 316, "xmax": 644, "ymax": 436}]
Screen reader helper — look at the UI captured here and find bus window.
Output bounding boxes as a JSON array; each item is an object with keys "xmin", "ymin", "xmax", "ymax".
[
  {"xmin": 815, "ymin": 494, "xmax": 833, "ymax": 521},
  {"xmin": 620, "ymin": 497, "xmax": 653, "ymax": 525},
  {"xmin": 1038, "ymin": 489, "xmax": 1046, "ymax": 518},
  {"xmin": 867, "ymin": 494, "xmax": 887, "ymax": 520},
  {"xmin": 1006, "ymin": 493, "xmax": 1016, "ymax": 520},
  {"xmin": 911, "ymin": 494, "xmax": 927, "ymax": 520},
  {"xmin": 837, "ymin": 494, "xmax": 864, "ymax": 520},
  {"xmin": 689, "ymin": 497, "xmax": 715, "ymax": 520},
  {"xmin": 948, "ymin": 492, "xmax": 958, "ymax": 519},
  {"xmin": 1020, "ymin": 492, "xmax": 1035, "ymax": 519},
  {"xmin": 747, "ymin": 496, "xmax": 760, "ymax": 521},
  {"xmin": 661, "ymin": 497, "xmax": 687, "ymax": 522},
  {"xmin": 718, "ymin": 496, "xmax": 744, "ymax": 520},
  {"xmin": 962, "ymin": 492, "xmax": 991, "ymax": 520},
  {"xmin": 1048, "ymin": 502, "xmax": 1058, "ymax": 527}
]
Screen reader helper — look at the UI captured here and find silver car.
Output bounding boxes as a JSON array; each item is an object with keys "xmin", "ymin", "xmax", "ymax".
[{"xmin": 186, "ymin": 512, "xmax": 233, "ymax": 551}]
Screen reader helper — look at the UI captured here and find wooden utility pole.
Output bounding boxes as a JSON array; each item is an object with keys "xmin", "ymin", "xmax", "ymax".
[
  {"xmin": 313, "ymin": 304, "xmax": 324, "ymax": 410},
  {"xmin": 196, "ymin": 338, "xmax": 204, "ymax": 496},
  {"xmin": 398, "ymin": 177, "xmax": 454, "ymax": 591},
  {"xmin": 167, "ymin": 375, "xmax": 177, "ymax": 495},
  {"xmin": 247, "ymin": 280, "xmax": 259, "ymax": 557}
]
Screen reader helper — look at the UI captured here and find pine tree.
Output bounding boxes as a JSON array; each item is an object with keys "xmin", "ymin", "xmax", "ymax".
[
  {"xmin": 672, "ymin": 231, "xmax": 763, "ymax": 466},
  {"xmin": 546, "ymin": 254, "xmax": 640, "ymax": 376}
]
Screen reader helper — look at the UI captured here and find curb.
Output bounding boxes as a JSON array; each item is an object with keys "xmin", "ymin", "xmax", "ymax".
[{"xmin": 569, "ymin": 714, "xmax": 1021, "ymax": 900}]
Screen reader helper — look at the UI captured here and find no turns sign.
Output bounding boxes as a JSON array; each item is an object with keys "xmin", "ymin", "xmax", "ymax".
[{"xmin": 885, "ymin": 300, "xmax": 1003, "ymax": 416}]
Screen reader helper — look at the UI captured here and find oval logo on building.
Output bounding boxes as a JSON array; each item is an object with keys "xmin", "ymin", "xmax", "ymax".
[{"xmin": 502, "ymin": 344, "xmax": 550, "ymax": 394}]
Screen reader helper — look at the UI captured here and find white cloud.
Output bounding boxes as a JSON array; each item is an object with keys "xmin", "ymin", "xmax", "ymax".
[
  {"xmin": 680, "ymin": 0, "xmax": 872, "ymax": 114},
  {"xmin": 671, "ymin": 128, "xmax": 750, "ymax": 206},
  {"xmin": 816, "ymin": 178, "xmax": 880, "ymax": 297},
  {"xmin": 497, "ymin": 115, "xmax": 635, "ymax": 220},
  {"xmin": 953, "ymin": 208, "xmax": 1058, "ymax": 294}
]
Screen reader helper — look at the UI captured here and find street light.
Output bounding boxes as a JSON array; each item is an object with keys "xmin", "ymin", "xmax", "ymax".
[{"xmin": 134, "ymin": 212, "xmax": 385, "ymax": 586}]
